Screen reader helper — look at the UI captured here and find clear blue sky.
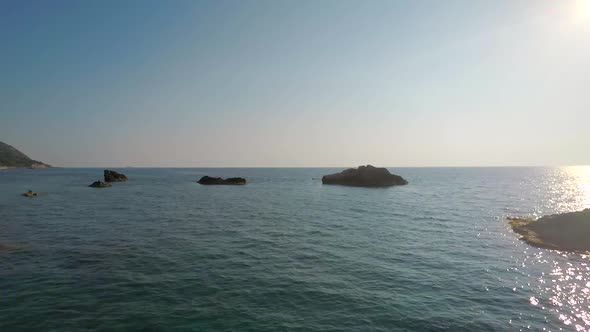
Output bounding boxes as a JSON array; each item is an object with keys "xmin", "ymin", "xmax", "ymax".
[{"xmin": 2, "ymin": 0, "xmax": 589, "ymax": 167}]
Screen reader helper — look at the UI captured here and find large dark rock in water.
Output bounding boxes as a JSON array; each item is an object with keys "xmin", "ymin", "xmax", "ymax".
[
  {"xmin": 322, "ymin": 165, "xmax": 408, "ymax": 187},
  {"xmin": 104, "ymin": 170, "xmax": 128, "ymax": 182},
  {"xmin": 197, "ymin": 176, "xmax": 246, "ymax": 185},
  {"xmin": 508, "ymin": 209, "xmax": 590, "ymax": 252},
  {"xmin": 89, "ymin": 181, "xmax": 112, "ymax": 188}
]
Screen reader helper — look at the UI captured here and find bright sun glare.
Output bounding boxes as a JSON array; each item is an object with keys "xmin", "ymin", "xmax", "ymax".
[{"xmin": 574, "ymin": 0, "xmax": 590, "ymax": 20}]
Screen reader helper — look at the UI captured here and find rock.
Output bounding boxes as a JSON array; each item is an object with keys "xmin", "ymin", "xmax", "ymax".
[
  {"xmin": 0, "ymin": 242, "xmax": 24, "ymax": 254},
  {"xmin": 22, "ymin": 190, "xmax": 38, "ymax": 197},
  {"xmin": 30, "ymin": 163, "xmax": 50, "ymax": 169},
  {"xmin": 0, "ymin": 243, "xmax": 12, "ymax": 253},
  {"xmin": 508, "ymin": 209, "xmax": 590, "ymax": 252},
  {"xmin": 197, "ymin": 176, "xmax": 246, "ymax": 185},
  {"xmin": 89, "ymin": 181, "xmax": 112, "ymax": 188},
  {"xmin": 104, "ymin": 170, "xmax": 128, "ymax": 182},
  {"xmin": 322, "ymin": 165, "xmax": 408, "ymax": 187}
]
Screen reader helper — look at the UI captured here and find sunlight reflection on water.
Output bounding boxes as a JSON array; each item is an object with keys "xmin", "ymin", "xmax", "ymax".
[
  {"xmin": 561, "ymin": 166, "xmax": 590, "ymax": 211},
  {"xmin": 522, "ymin": 166, "xmax": 590, "ymax": 331}
]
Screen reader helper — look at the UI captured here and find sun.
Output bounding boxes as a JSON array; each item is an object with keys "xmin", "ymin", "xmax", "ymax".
[{"xmin": 574, "ymin": 0, "xmax": 590, "ymax": 20}]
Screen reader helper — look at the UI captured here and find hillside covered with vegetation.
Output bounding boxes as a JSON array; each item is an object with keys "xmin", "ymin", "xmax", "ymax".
[{"xmin": 0, "ymin": 141, "xmax": 50, "ymax": 168}]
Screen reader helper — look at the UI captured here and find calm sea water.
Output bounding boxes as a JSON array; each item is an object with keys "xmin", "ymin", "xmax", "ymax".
[{"xmin": 1, "ymin": 167, "xmax": 589, "ymax": 331}]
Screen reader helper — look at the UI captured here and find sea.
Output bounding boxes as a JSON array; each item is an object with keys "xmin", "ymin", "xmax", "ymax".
[{"xmin": 1, "ymin": 167, "xmax": 589, "ymax": 331}]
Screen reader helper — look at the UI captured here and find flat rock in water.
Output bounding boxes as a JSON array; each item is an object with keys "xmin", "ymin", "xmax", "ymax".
[
  {"xmin": 104, "ymin": 169, "xmax": 128, "ymax": 182},
  {"xmin": 22, "ymin": 190, "xmax": 38, "ymax": 197},
  {"xmin": 322, "ymin": 165, "xmax": 408, "ymax": 187},
  {"xmin": 197, "ymin": 176, "xmax": 246, "ymax": 185},
  {"xmin": 89, "ymin": 181, "xmax": 112, "ymax": 188},
  {"xmin": 508, "ymin": 208, "xmax": 590, "ymax": 252},
  {"xmin": 0, "ymin": 242, "xmax": 24, "ymax": 254}
]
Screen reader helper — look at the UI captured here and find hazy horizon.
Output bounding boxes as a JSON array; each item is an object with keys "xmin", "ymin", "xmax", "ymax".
[{"xmin": 2, "ymin": 0, "xmax": 589, "ymax": 167}]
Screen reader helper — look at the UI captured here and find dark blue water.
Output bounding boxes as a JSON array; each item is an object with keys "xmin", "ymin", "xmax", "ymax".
[{"xmin": 1, "ymin": 167, "xmax": 589, "ymax": 331}]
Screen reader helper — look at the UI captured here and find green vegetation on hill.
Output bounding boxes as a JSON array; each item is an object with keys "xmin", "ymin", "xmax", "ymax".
[{"xmin": 0, "ymin": 141, "xmax": 50, "ymax": 168}]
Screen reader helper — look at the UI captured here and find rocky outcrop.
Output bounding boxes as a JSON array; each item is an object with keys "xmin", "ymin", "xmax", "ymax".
[
  {"xmin": 89, "ymin": 181, "xmax": 112, "ymax": 188},
  {"xmin": 508, "ymin": 209, "xmax": 590, "ymax": 252},
  {"xmin": 104, "ymin": 170, "xmax": 128, "ymax": 182},
  {"xmin": 322, "ymin": 165, "xmax": 408, "ymax": 187},
  {"xmin": 197, "ymin": 176, "xmax": 246, "ymax": 185},
  {"xmin": 22, "ymin": 190, "xmax": 38, "ymax": 197},
  {"xmin": 30, "ymin": 163, "xmax": 50, "ymax": 169}
]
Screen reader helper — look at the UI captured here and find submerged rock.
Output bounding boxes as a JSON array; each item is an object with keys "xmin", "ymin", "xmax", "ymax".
[
  {"xmin": 322, "ymin": 165, "xmax": 408, "ymax": 187},
  {"xmin": 0, "ymin": 242, "xmax": 24, "ymax": 254},
  {"xmin": 21, "ymin": 190, "xmax": 38, "ymax": 197},
  {"xmin": 508, "ymin": 209, "xmax": 590, "ymax": 252},
  {"xmin": 104, "ymin": 169, "xmax": 128, "ymax": 182},
  {"xmin": 197, "ymin": 176, "xmax": 246, "ymax": 185},
  {"xmin": 89, "ymin": 181, "xmax": 112, "ymax": 188}
]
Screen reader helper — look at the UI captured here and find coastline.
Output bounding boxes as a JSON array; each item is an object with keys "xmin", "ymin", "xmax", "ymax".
[{"xmin": 0, "ymin": 164, "xmax": 51, "ymax": 170}]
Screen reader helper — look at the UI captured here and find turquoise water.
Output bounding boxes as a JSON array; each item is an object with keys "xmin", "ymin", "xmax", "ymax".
[{"xmin": 1, "ymin": 167, "xmax": 589, "ymax": 331}]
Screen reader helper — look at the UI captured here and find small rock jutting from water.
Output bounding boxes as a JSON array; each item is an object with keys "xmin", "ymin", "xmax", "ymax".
[
  {"xmin": 197, "ymin": 176, "xmax": 246, "ymax": 185},
  {"xmin": 21, "ymin": 190, "xmax": 38, "ymax": 197},
  {"xmin": 104, "ymin": 170, "xmax": 128, "ymax": 182},
  {"xmin": 322, "ymin": 165, "xmax": 408, "ymax": 187},
  {"xmin": 89, "ymin": 181, "xmax": 112, "ymax": 188}
]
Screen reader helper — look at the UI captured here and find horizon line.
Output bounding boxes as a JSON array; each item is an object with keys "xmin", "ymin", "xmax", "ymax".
[{"xmin": 43, "ymin": 165, "xmax": 590, "ymax": 169}]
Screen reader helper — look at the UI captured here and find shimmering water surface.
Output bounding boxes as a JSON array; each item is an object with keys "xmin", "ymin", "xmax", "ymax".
[{"xmin": 1, "ymin": 167, "xmax": 589, "ymax": 331}]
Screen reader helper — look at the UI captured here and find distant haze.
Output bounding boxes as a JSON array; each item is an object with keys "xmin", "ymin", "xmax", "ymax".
[{"xmin": 2, "ymin": 0, "xmax": 589, "ymax": 167}]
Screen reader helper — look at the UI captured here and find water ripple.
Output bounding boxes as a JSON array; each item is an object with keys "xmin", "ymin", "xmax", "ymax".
[{"xmin": 0, "ymin": 167, "xmax": 589, "ymax": 330}]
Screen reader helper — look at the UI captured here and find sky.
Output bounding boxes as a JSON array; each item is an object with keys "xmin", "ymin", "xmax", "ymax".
[{"xmin": 1, "ymin": 0, "xmax": 589, "ymax": 167}]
